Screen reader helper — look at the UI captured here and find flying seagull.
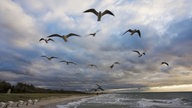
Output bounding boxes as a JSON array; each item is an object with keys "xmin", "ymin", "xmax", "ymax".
[
  {"xmin": 161, "ymin": 62, "xmax": 169, "ymax": 66},
  {"xmin": 60, "ymin": 60, "xmax": 77, "ymax": 65},
  {"xmin": 96, "ymin": 84, "xmax": 104, "ymax": 91},
  {"xmin": 132, "ymin": 50, "xmax": 145, "ymax": 57},
  {"xmin": 83, "ymin": 8, "xmax": 114, "ymax": 21},
  {"xmin": 122, "ymin": 29, "xmax": 141, "ymax": 37},
  {"xmin": 87, "ymin": 30, "xmax": 100, "ymax": 37},
  {"xmin": 48, "ymin": 33, "xmax": 80, "ymax": 42},
  {"xmin": 39, "ymin": 38, "xmax": 54, "ymax": 43},
  {"xmin": 88, "ymin": 64, "xmax": 97, "ymax": 68},
  {"xmin": 110, "ymin": 62, "xmax": 120, "ymax": 69},
  {"xmin": 88, "ymin": 32, "xmax": 97, "ymax": 37},
  {"xmin": 41, "ymin": 56, "xmax": 58, "ymax": 60}
]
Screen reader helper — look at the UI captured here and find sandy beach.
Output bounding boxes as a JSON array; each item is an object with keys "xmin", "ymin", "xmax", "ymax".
[{"xmin": 16, "ymin": 95, "xmax": 93, "ymax": 108}]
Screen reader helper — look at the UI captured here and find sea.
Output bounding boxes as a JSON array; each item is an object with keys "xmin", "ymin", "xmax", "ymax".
[{"xmin": 55, "ymin": 92, "xmax": 192, "ymax": 108}]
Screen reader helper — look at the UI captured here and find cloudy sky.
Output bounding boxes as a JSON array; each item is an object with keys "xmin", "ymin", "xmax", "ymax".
[{"xmin": 0, "ymin": 0, "xmax": 192, "ymax": 92}]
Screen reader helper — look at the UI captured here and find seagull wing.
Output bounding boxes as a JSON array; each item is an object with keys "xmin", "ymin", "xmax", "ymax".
[
  {"xmin": 96, "ymin": 84, "xmax": 104, "ymax": 91},
  {"xmin": 47, "ymin": 38, "xmax": 55, "ymax": 42},
  {"xmin": 98, "ymin": 87, "xmax": 104, "ymax": 91},
  {"xmin": 88, "ymin": 64, "xmax": 97, "ymax": 68},
  {"xmin": 50, "ymin": 56, "xmax": 58, "ymax": 59},
  {"xmin": 102, "ymin": 10, "xmax": 115, "ymax": 16},
  {"xmin": 122, "ymin": 30, "xmax": 129, "ymax": 35},
  {"xmin": 84, "ymin": 9, "xmax": 98, "ymax": 16},
  {"xmin": 122, "ymin": 29, "xmax": 132, "ymax": 35},
  {"xmin": 66, "ymin": 33, "xmax": 81, "ymax": 38},
  {"xmin": 41, "ymin": 56, "xmax": 49, "ymax": 59},
  {"xmin": 39, "ymin": 38, "xmax": 45, "ymax": 42},
  {"xmin": 41, "ymin": 56, "xmax": 47, "ymax": 58},
  {"xmin": 133, "ymin": 50, "xmax": 141, "ymax": 55},
  {"xmin": 137, "ymin": 30, "xmax": 141, "ymax": 37},
  {"xmin": 48, "ymin": 34, "xmax": 62, "ymax": 38},
  {"xmin": 60, "ymin": 60, "xmax": 67, "ymax": 63},
  {"xmin": 161, "ymin": 62, "xmax": 169, "ymax": 66},
  {"xmin": 69, "ymin": 62, "xmax": 77, "ymax": 65},
  {"xmin": 96, "ymin": 84, "xmax": 101, "ymax": 87}
]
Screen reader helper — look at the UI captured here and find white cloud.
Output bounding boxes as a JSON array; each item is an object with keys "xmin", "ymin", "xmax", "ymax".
[{"xmin": 0, "ymin": 0, "xmax": 42, "ymax": 49}]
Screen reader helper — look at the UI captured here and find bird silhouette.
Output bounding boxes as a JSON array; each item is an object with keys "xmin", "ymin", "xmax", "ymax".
[
  {"xmin": 110, "ymin": 62, "xmax": 120, "ymax": 69},
  {"xmin": 39, "ymin": 38, "xmax": 54, "ymax": 43},
  {"xmin": 161, "ymin": 62, "xmax": 169, "ymax": 66},
  {"xmin": 87, "ymin": 30, "xmax": 100, "ymax": 37},
  {"xmin": 88, "ymin": 64, "xmax": 97, "ymax": 68},
  {"xmin": 41, "ymin": 56, "xmax": 58, "ymax": 60},
  {"xmin": 122, "ymin": 29, "xmax": 141, "ymax": 37},
  {"xmin": 84, "ymin": 9, "xmax": 114, "ymax": 21},
  {"xmin": 88, "ymin": 32, "xmax": 97, "ymax": 37},
  {"xmin": 96, "ymin": 84, "xmax": 104, "ymax": 91},
  {"xmin": 132, "ymin": 50, "xmax": 145, "ymax": 57},
  {"xmin": 60, "ymin": 60, "xmax": 77, "ymax": 65},
  {"xmin": 48, "ymin": 33, "xmax": 80, "ymax": 42}
]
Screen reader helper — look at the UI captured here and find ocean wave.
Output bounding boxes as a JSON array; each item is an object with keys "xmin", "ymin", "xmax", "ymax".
[{"xmin": 56, "ymin": 94, "xmax": 192, "ymax": 108}]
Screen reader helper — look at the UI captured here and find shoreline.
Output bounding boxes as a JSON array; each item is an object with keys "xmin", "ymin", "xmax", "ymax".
[{"xmin": 17, "ymin": 95, "xmax": 94, "ymax": 108}]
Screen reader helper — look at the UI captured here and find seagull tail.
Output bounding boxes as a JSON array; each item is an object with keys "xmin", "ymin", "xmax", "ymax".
[{"xmin": 97, "ymin": 16, "xmax": 101, "ymax": 21}]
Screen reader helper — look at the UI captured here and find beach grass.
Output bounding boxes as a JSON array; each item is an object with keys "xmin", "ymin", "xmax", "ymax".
[{"xmin": 0, "ymin": 93, "xmax": 88, "ymax": 102}]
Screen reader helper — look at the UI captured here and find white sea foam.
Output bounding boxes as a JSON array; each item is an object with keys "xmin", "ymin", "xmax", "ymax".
[
  {"xmin": 56, "ymin": 94, "xmax": 192, "ymax": 108},
  {"xmin": 137, "ymin": 98, "xmax": 192, "ymax": 108},
  {"xmin": 56, "ymin": 96, "xmax": 95, "ymax": 108}
]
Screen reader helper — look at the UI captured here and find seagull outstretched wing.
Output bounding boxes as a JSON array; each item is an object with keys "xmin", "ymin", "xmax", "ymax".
[
  {"xmin": 84, "ymin": 9, "xmax": 98, "ymax": 16},
  {"xmin": 39, "ymin": 38, "xmax": 45, "ymax": 42},
  {"xmin": 66, "ymin": 33, "xmax": 80, "ymax": 38},
  {"xmin": 47, "ymin": 38, "xmax": 55, "ymax": 42},
  {"xmin": 137, "ymin": 30, "xmax": 141, "ymax": 37},
  {"xmin": 102, "ymin": 10, "xmax": 115, "ymax": 16},
  {"xmin": 132, "ymin": 50, "xmax": 141, "ymax": 55},
  {"xmin": 48, "ymin": 34, "xmax": 62, "ymax": 38},
  {"xmin": 122, "ymin": 29, "xmax": 132, "ymax": 35},
  {"xmin": 161, "ymin": 62, "xmax": 169, "ymax": 66}
]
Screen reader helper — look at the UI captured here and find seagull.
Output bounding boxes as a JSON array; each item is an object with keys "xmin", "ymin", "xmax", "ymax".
[
  {"xmin": 110, "ymin": 62, "xmax": 120, "ymax": 69},
  {"xmin": 88, "ymin": 64, "xmax": 97, "ymax": 68},
  {"xmin": 32, "ymin": 99, "xmax": 39, "ymax": 105},
  {"xmin": 41, "ymin": 56, "xmax": 58, "ymax": 60},
  {"xmin": 122, "ymin": 29, "xmax": 141, "ymax": 37},
  {"xmin": 39, "ymin": 38, "xmax": 54, "ymax": 43},
  {"xmin": 96, "ymin": 84, "xmax": 104, "ymax": 91},
  {"xmin": 17, "ymin": 100, "xmax": 24, "ymax": 107},
  {"xmin": 87, "ymin": 30, "xmax": 100, "ymax": 37},
  {"xmin": 83, "ymin": 8, "xmax": 114, "ymax": 21},
  {"xmin": 161, "ymin": 62, "xmax": 169, "ymax": 66},
  {"xmin": 26, "ymin": 99, "xmax": 33, "ymax": 106},
  {"xmin": 60, "ymin": 60, "xmax": 77, "ymax": 65},
  {"xmin": 88, "ymin": 32, "xmax": 97, "ymax": 37},
  {"xmin": 132, "ymin": 50, "xmax": 145, "ymax": 57},
  {"xmin": 0, "ymin": 102, "xmax": 7, "ymax": 108},
  {"xmin": 48, "ymin": 33, "xmax": 80, "ymax": 42}
]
